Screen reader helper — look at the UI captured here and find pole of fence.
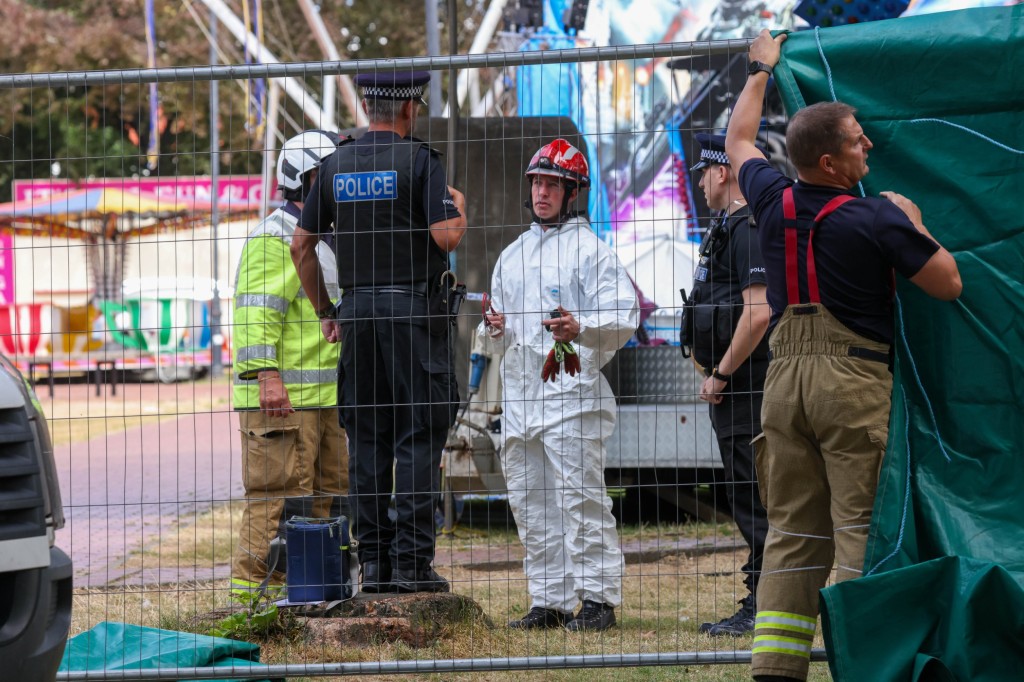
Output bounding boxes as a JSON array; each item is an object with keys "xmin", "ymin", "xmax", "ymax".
[
  {"xmin": 53, "ymin": 649, "xmax": 830, "ymax": 680},
  {"xmin": 446, "ymin": 0, "xmax": 459, "ymax": 182},
  {"xmin": 445, "ymin": 0, "xmax": 459, "ymax": 277},
  {"xmin": 0, "ymin": 41, "xmax": 754, "ymax": 88},
  {"xmin": 208, "ymin": 11, "xmax": 223, "ymax": 378},
  {"xmin": 425, "ymin": 0, "xmax": 442, "ymax": 116}
]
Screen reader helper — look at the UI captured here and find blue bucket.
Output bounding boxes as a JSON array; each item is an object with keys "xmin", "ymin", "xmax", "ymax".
[{"xmin": 284, "ymin": 517, "xmax": 345, "ymax": 603}]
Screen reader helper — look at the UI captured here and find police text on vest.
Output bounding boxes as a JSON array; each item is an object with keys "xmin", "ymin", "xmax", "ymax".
[{"xmin": 333, "ymin": 171, "xmax": 398, "ymax": 202}]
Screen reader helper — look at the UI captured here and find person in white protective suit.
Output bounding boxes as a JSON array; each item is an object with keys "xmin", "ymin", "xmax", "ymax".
[{"xmin": 478, "ymin": 139, "xmax": 639, "ymax": 632}]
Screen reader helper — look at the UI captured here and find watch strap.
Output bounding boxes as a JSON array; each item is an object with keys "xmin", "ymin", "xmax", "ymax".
[{"xmin": 748, "ymin": 60, "xmax": 773, "ymax": 77}]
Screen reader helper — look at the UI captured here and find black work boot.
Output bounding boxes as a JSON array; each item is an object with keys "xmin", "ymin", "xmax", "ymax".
[
  {"xmin": 565, "ymin": 600, "xmax": 616, "ymax": 632},
  {"xmin": 701, "ymin": 593, "xmax": 755, "ymax": 636},
  {"xmin": 391, "ymin": 564, "xmax": 450, "ymax": 593},
  {"xmin": 360, "ymin": 559, "xmax": 393, "ymax": 593},
  {"xmin": 508, "ymin": 607, "xmax": 570, "ymax": 630}
]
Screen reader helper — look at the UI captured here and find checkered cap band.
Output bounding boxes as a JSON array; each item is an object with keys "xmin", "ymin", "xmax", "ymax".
[
  {"xmin": 701, "ymin": 148, "xmax": 730, "ymax": 165},
  {"xmin": 362, "ymin": 85, "xmax": 423, "ymax": 100}
]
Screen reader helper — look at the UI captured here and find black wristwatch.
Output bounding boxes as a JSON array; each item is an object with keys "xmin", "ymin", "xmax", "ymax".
[
  {"xmin": 747, "ymin": 60, "xmax": 773, "ymax": 77},
  {"xmin": 315, "ymin": 304, "xmax": 335, "ymax": 320},
  {"xmin": 711, "ymin": 367, "xmax": 731, "ymax": 383}
]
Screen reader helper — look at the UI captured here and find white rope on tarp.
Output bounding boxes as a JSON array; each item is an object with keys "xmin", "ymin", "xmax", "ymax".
[
  {"xmin": 810, "ymin": 25, "xmax": 963, "ymax": 578},
  {"xmin": 864, "ymin": 383, "xmax": 913, "ymax": 576},
  {"xmin": 904, "ymin": 118, "xmax": 1024, "ymax": 154}
]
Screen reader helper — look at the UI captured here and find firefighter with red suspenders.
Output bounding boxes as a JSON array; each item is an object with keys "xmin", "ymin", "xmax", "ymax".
[{"xmin": 725, "ymin": 31, "xmax": 962, "ymax": 682}]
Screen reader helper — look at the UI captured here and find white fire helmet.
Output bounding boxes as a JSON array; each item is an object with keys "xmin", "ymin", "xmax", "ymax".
[{"xmin": 276, "ymin": 129, "xmax": 341, "ymax": 201}]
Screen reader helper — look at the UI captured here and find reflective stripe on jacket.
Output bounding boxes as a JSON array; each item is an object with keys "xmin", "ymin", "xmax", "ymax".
[{"xmin": 232, "ymin": 206, "xmax": 340, "ymax": 409}]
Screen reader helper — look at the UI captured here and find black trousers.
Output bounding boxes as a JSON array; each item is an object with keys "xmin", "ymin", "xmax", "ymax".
[
  {"xmin": 711, "ymin": 396, "xmax": 769, "ymax": 596},
  {"xmin": 337, "ymin": 290, "xmax": 459, "ymax": 570}
]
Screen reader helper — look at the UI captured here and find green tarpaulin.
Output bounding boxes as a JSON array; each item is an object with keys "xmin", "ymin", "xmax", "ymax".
[
  {"xmin": 772, "ymin": 6, "xmax": 1024, "ymax": 681},
  {"xmin": 58, "ymin": 622, "xmax": 277, "ymax": 682}
]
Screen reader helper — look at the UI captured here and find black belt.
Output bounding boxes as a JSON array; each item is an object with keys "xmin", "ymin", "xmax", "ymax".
[
  {"xmin": 848, "ymin": 346, "xmax": 890, "ymax": 364},
  {"xmin": 345, "ymin": 282, "xmax": 428, "ymax": 296}
]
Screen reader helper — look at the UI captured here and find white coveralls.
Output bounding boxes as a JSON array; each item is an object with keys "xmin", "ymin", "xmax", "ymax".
[{"xmin": 478, "ymin": 216, "xmax": 638, "ymax": 613}]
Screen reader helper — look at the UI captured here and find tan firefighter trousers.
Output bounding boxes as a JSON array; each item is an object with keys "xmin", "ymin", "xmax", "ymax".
[
  {"xmin": 751, "ymin": 304, "xmax": 892, "ymax": 681},
  {"xmin": 231, "ymin": 408, "xmax": 349, "ymax": 594}
]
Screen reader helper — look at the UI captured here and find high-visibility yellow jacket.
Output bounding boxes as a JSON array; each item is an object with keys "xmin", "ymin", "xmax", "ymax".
[{"xmin": 232, "ymin": 205, "xmax": 340, "ymax": 409}]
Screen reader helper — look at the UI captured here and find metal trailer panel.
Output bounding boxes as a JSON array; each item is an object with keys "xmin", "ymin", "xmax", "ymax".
[
  {"xmin": 604, "ymin": 403, "xmax": 720, "ymax": 470},
  {"xmin": 602, "ymin": 346, "xmax": 722, "ymax": 470}
]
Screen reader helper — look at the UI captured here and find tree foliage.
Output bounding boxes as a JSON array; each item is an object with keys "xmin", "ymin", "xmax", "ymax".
[{"xmin": 0, "ymin": 0, "xmax": 487, "ymax": 201}]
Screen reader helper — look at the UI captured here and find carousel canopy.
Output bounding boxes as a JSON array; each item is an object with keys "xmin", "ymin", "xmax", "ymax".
[{"xmin": 0, "ymin": 186, "xmax": 258, "ymax": 240}]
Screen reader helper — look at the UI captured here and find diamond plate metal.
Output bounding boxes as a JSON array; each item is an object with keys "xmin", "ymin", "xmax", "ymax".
[{"xmin": 602, "ymin": 346, "xmax": 702, "ymax": 405}]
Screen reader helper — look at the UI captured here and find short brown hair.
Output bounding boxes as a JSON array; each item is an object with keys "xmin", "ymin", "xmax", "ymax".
[{"xmin": 786, "ymin": 101, "xmax": 857, "ymax": 172}]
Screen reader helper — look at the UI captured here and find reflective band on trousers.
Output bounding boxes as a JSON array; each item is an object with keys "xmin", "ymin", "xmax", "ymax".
[
  {"xmin": 235, "ymin": 292, "xmax": 290, "ymax": 314},
  {"xmin": 236, "ymin": 344, "xmax": 277, "ymax": 363},
  {"xmin": 235, "ymin": 368, "xmax": 338, "ymax": 385},
  {"xmin": 755, "ymin": 611, "xmax": 817, "ymax": 635},
  {"xmin": 753, "ymin": 635, "xmax": 813, "ymax": 658}
]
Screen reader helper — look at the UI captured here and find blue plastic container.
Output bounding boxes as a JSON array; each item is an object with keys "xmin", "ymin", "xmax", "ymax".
[{"xmin": 284, "ymin": 517, "xmax": 345, "ymax": 603}]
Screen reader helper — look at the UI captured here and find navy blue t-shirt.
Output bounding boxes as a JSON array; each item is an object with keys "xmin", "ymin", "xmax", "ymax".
[{"xmin": 738, "ymin": 159, "xmax": 940, "ymax": 344}]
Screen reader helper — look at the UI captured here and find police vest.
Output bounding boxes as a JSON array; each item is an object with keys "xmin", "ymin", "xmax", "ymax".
[
  {"xmin": 232, "ymin": 207, "xmax": 340, "ymax": 410},
  {"xmin": 324, "ymin": 137, "xmax": 448, "ymax": 289},
  {"xmin": 688, "ymin": 209, "xmax": 769, "ymax": 370}
]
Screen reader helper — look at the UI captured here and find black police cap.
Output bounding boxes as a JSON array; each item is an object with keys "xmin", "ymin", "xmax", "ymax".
[
  {"xmin": 690, "ymin": 132, "xmax": 770, "ymax": 172},
  {"xmin": 354, "ymin": 71, "xmax": 431, "ymax": 102}
]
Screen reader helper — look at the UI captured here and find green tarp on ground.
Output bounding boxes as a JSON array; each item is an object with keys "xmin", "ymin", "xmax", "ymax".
[
  {"xmin": 58, "ymin": 622, "xmax": 277, "ymax": 682},
  {"xmin": 772, "ymin": 6, "xmax": 1024, "ymax": 681}
]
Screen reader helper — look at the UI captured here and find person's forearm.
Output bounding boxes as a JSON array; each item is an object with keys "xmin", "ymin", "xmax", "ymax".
[
  {"xmin": 429, "ymin": 218, "xmax": 467, "ymax": 252},
  {"xmin": 717, "ymin": 306, "xmax": 769, "ymax": 376},
  {"xmin": 290, "ymin": 229, "xmax": 331, "ymax": 312},
  {"xmin": 726, "ymin": 30, "xmax": 786, "ymax": 163},
  {"xmin": 576, "ymin": 304, "xmax": 639, "ymax": 352},
  {"xmin": 430, "ymin": 186, "xmax": 468, "ymax": 252}
]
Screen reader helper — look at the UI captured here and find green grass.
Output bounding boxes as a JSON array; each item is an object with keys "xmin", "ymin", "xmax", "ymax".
[{"xmin": 71, "ymin": 501, "xmax": 833, "ymax": 681}]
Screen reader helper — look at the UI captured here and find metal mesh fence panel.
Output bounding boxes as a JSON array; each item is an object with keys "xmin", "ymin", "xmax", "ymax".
[{"xmin": 0, "ymin": 42, "xmax": 830, "ymax": 680}]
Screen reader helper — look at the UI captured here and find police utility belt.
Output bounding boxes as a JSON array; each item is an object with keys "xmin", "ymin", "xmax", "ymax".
[{"xmin": 346, "ymin": 272, "xmax": 466, "ymax": 337}]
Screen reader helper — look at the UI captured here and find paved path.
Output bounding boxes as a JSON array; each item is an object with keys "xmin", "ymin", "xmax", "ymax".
[
  {"xmin": 47, "ymin": 379, "xmax": 741, "ymax": 588},
  {"xmin": 52, "ymin": 381, "xmax": 243, "ymax": 587}
]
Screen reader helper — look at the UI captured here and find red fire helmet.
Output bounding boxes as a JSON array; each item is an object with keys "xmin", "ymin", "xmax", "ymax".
[{"xmin": 525, "ymin": 138, "xmax": 590, "ymax": 188}]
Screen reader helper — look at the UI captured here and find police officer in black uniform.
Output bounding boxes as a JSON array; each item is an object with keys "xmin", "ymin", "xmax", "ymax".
[
  {"xmin": 291, "ymin": 70, "xmax": 467, "ymax": 594},
  {"xmin": 687, "ymin": 133, "xmax": 770, "ymax": 635}
]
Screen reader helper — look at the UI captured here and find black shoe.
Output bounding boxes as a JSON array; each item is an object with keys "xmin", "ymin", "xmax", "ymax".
[
  {"xmin": 565, "ymin": 600, "xmax": 616, "ymax": 632},
  {"xmin": 360, "ymin": 560, "xmax": 393, "ymax": 593},
  {"xmin": 508, "ymin": 607, "xmax": 570, "ymax": 630},
  {"xmin": 701, "ymin": 593, "xmax": 755, "ymax": 636},
  {"xmin": 391, "ymin": 565, "xmax": 450, "ymax": 593}
]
